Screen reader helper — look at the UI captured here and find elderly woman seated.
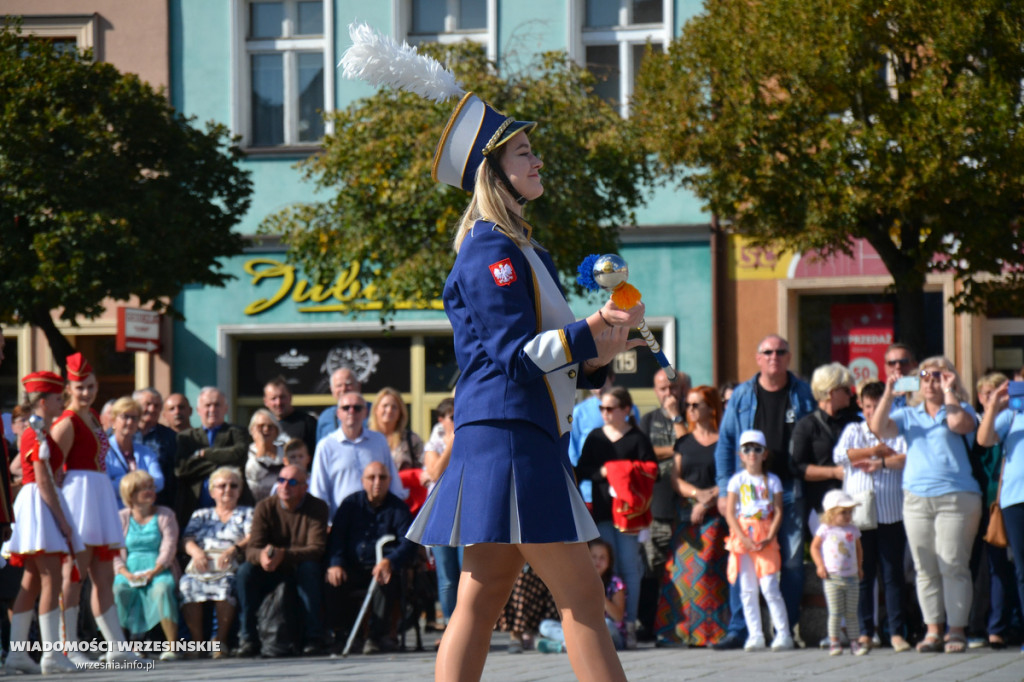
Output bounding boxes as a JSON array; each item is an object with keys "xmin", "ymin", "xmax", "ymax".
[
  {"xmin": 180, "ymin": 466, "xmax": 253, "ymax": 656},
  {"xmin": 113, "ymin": 470, "xmax": 180, "ymax": 660}
]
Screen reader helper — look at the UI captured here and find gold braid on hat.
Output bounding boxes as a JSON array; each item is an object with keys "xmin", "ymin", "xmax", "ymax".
[{"xmin": 482, "ymin": 117, "xmax": 515, "ymax": 155}]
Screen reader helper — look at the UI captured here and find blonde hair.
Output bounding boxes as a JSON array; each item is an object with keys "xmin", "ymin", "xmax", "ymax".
[
  {"xmin": 820, "ymin": 505, "xmax": 852, "ymax": 527},
  {"xmin": 120, "ymin": 470, "xmax": 154, "ymax": 508},
  {"xmin": 209, "ymin": 466, "xmax": 242, "ymax": 488},
  {"xmin": 369, "ymin": 387, "xmax": 409, "ymax": 450},
  {"xmin": 976, "ymin": 372, "xmax": 1009, "ymax": 393},
  {"xmin": 110, "ymin": 396, "xmax": 141, "ymax": 422},
  {"xmin": 453, "ymin": 151, "xmax": 530, "ymax": 253},
  {"xmin": 913, "ymin": 356, "xmax": 970, "ymax": 404},
  {"xmin": 810, "ymin": 362, "xmax": 856, "ymax": 402}
]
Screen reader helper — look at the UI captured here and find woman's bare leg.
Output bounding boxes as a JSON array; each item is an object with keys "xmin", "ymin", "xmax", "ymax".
[
  {"xmin": 521, "ymin": 542, "xmax": 626, "ymax": 682},
  {"xmin": 435, "ymin": 544, "xmax": 524, "ymax": 682}
]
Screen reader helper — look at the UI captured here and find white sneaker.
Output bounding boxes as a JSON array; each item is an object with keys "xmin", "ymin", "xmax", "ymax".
[
  {"xmin": 65, "ymin": 650, "xmax": 92, "ymax": 666},
  {"xmin": 41, "ymin": 652, "xmax": 79, "ymax": 674},
  {"xmin": 771, "ymin": 633, "xmax": 795, "ymax": 651},
  {"xmin": 6, "ymin": 650, "xmax": 41, "ymax": 674},
  {"xmin": 159, "ymin": 651, "xmax": 177, "ymax": 661},
  {"xmin": 744, "ymin": 636, "xmax": 766, "ymax": 651}
]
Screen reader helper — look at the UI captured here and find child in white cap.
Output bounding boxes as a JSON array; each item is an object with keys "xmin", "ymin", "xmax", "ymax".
[
  {"xmin": 811, "ymin": 489, "xmax": 865, "ymax": 656},
  {"xmin": 724, "ymin": 429, "xmax": 792, "ymax": 651}
]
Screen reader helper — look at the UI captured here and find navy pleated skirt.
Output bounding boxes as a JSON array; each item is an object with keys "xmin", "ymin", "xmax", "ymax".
[{"xmin": 407, "ymin": 419, "xmax": 598, "ymax": 546}]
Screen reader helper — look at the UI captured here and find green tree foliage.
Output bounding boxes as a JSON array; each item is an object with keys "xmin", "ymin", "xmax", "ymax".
[
  {"xmin": 260, "ymin": 42, "xmax": 658, "ymax": 313},
  {"xmin": 633, "ymin": 0, "xmax": 1024, "ymax": 354},
  {"xmin": 0, "ymin": 22, "xmax": 252, "ymax": 365}
]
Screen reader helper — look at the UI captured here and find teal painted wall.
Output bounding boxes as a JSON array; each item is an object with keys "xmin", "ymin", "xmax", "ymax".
[{"xmin": 170, "ymin": 1, "xmax": 714, "ymax": 404}]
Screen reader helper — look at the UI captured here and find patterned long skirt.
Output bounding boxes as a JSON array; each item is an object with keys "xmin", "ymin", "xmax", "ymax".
[
  {"xmin": 654, "ymin": 510, "xmax": 729, "ymax": 646},
  {"xmin": 495, "ymin": 565, "xmax": 558, "ymax": 634}
]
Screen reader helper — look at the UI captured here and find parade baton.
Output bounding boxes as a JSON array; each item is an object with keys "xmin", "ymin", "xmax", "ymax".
[
  {"xmin": 26, "ymin": 416, "xmax": 81, "ymax": 583},
  {"xmin": 577, "ymin": 254, "xmax": 678, "ymax": 381}
]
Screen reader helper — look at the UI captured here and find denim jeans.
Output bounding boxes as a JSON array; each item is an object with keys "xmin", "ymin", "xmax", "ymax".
[
  {"xmin": 237, "ymin": 560, "xmax": 323, "ymax": 644},
  {"xmin": 725, "ymin": 478, "xmax": 804, "ymax": 640},
  {"xmin": 597, "ymin": 521, "xmax": 643, "ymax": 624},
  {"xmin": 433, "ymin": 545, "xmax": 463, "ymax": 621},
  {"xmin": 858, "ymin": 521, "xmax": 907, "ymax": 638},
  {"xmin": 1001, "ymin": 502, "xmax": 1024, "ymax": 631}
]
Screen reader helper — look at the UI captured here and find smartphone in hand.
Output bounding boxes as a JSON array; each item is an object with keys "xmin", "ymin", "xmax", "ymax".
[{"xmin": 893, "ymin": 376, "xmax": 920, "ymax": 393}]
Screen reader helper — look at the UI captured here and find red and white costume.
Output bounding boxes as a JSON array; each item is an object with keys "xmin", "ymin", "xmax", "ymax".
[
  {"xmin": 57, "ymin": 409, "xmax": 124, "ymax": 558},
  {"xmin": 3, "ymin": 429, "xmax": 85, "ymax": 565}
]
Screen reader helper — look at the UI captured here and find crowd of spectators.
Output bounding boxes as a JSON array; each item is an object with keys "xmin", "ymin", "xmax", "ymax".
[{"xmin": 2, "ymin": 335, "xmax": 1024, "ymax": 665}]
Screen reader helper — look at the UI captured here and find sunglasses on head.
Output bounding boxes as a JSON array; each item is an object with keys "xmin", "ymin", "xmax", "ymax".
[
  {"xmin": 741, "ymin": 444, "xmax": 765, "ymax": 455},
  {"xmin": 339, "ymin": 404, "xmax": 364, "ymax": 412},
  {"xmin": 277, "ymin": 477, "xmax": 301, "ymax": 487}
]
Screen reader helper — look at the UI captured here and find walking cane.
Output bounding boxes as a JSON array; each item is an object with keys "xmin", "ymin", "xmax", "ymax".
[{"xmin": 342, "ymin": 534, "xmax": 396, "ymax": 658}]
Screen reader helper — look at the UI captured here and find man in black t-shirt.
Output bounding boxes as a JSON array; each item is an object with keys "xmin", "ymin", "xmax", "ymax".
[{"xmin": 712, "ymin": 335, "xmax": 815, "ymax": 650}]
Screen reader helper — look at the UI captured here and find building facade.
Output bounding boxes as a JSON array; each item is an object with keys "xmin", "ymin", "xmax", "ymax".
[{"xmin": 168, "ymin": 0, "xmax": 713, "ymax": 433}]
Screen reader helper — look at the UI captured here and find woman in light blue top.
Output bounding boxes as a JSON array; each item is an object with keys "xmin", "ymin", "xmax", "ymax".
[
  {"xmin": 871, "ymin": 356, "xmax": 980, "ymax": 654},
  {"xmin": 976, "ymin": 379, "xmax": 1024, "ymax": 654}
]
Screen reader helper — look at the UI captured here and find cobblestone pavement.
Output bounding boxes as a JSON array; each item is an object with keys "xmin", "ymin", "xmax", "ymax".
[{"xmin": 33, "ymin": 630, "xmax": 1024, "ymax": 681}]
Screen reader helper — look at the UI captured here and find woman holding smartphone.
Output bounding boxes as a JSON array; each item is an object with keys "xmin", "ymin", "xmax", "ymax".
[{"xmin": 870, "ymin": 356, "xmax": 981, "ymax": 654}]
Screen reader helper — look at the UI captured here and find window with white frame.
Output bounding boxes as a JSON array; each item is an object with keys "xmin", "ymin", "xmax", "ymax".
[
  {"xmin": 579, "ymin": 0, "xmax": 670, "ymax": 117},
  {"xmin": 244, "ymin": 0, "xmax": 326, "ymax": 148},
  {"xmin": 401, "ymin": 0, "xmax": 494, "ymax": 58},
  {"xmin": 13, "ymin": 15, "xmax": 95, "ymax": 56}
]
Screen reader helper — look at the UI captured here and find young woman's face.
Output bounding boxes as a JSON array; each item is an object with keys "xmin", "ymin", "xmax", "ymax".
[
  {"xmin": 69, "ymin": 375, "xmax": 98, "ymax": 409},
  {"xmin": 499, "ymin": 132, "xmax": 544, "ymax": 201},
  {"xmin": 376, "ymin": 395, "xmax": 402, "ymax": 430},
  {"xmin": 590, "ymin": 545, "xmax": 610, "ymax": 576},
  {"xmin": 600, "ymin": 397, "xmax": 629, "ymax": 427}
]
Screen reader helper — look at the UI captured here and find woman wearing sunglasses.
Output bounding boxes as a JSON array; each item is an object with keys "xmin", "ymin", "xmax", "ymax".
[
  {"xmin": 180, "ymin": 466, "xmax": 253, "ymax": 655},
  {"xmin": 871, "ymin": 356, "xmax": 981, "ymax": 654}
]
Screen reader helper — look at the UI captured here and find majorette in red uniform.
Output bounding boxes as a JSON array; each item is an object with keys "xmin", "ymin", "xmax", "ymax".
[
  {"xmin": 3, "ymin": 371, "xmax": 83, "ymax": 674},
  {"xmin": 52, "ymin": 353, "xmax": 138, "ymax": 663}
]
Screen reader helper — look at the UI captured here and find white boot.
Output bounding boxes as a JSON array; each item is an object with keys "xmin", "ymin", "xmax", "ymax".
[
  {"xmin": 39, "ymin": 610, "xmax": 79, "ymax": 674},
  {"xmin": 62, "ymin": 606, "xmax": 91, "ymax": 666},
  {"xmin": 95, "ymin": 607, "xmax": 139, "ymax": 663},
  {"xmin": 6, "ymin": 610, "xmax": 41, "ymax": 674}
]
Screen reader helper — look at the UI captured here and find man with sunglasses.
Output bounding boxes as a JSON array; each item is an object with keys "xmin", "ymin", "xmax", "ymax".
[
  {"xmin": 883, "ymin": 344, "xmax": 919, "ymax": 409},
  {"xmin": 237, "ymin": 464, "xmax": 329, "ymax": 657},
  {"xmin": 713, "ymin": 335, "xmax": 815, "ymax": 650},
  {"xmin": 326, "ymin": 461, "xmax": 416, "ymax": 654},
  {"xmin": 310, "ymin": 392, "xmax": 406, "ymax": 523}
]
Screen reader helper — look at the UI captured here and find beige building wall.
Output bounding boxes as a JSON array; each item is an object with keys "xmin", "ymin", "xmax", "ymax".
[
  {"xmin": 3, "ymin": 0, "xmax": 168, "ymax": 88},
  {"xmin": 3, "ymin": 1, "xmax": 172, "ymax": 399}
]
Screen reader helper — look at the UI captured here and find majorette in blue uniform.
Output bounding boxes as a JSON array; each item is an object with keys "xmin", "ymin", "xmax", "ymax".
[{"xmin": 407, "ymin": 93, "xmax": 605, "ymax": 546}]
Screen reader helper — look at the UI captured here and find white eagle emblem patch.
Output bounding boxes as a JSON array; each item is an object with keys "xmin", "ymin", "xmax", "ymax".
[{"xmin": 490, "ymin": 258, "xmax": 517, "ymax": 286}]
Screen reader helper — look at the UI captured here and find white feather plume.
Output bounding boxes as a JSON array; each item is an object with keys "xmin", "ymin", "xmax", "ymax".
[{"xmin": 339, "ymin": 22, "xmax": 465, "ymax": 103}]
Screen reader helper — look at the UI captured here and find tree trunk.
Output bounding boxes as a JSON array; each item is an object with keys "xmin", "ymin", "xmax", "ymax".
[
  {"xmin": 26, "ymin": 309, "xmax": 75, "ymax": 375},
  {"xmin": 892, "ymin": 283, "xmax": 927, "ymax": 362}
]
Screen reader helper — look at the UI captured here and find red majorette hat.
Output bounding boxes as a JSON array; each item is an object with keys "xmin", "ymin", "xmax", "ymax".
[
  {"xmin": 65, "ymin": 352, "xmax": 93, "ymax": 382},
  {"xmin": 21, "ymin": 371, "xmax": 65, "ymax": 395}
]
